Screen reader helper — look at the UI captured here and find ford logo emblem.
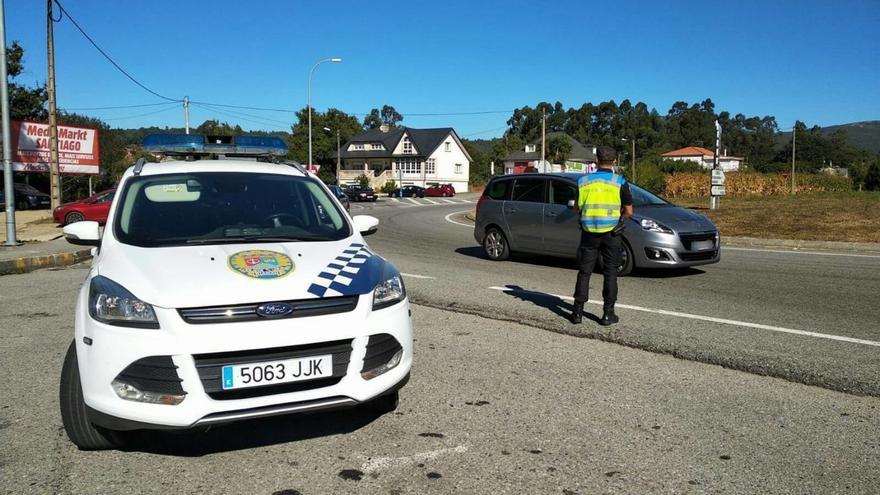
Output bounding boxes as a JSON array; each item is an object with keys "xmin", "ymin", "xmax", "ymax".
[{"xmin": 256, "ymin": 302, "xmax": 294, "ymax": 318}]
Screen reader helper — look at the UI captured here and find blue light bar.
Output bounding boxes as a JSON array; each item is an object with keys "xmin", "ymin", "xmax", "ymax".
[{"xmin": 142, "ymin": 134, "xmax": 288, "ymax": 157}]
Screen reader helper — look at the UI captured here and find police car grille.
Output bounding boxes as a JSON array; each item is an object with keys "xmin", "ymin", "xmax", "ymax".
[
  {"xmin": 178, "ymin": 295, "xmax": 358, "ymax": 324},
  {"xmin": 193, "ymin": 339, "xmax": 353, "ymax": 400}
]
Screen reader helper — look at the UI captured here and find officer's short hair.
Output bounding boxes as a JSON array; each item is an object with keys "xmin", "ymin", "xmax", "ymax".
[{"xmin": 597, "ymin": 146, "xmax": 617, "ymax": 163}]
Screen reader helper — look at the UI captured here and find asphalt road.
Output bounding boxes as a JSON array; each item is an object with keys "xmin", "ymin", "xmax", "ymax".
[
  {"xmin": 0, "ymin": 264, "xmax": 878, "ymax": 494},
  {"xmin": 355, "ymin": 196, "xmax": 880, "ymax": 397}
]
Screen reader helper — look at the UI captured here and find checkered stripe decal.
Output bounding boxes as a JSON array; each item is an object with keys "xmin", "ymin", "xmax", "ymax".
[{"xmin": 307, "ymin": 243, "xmax": 373, "ymax": 297}]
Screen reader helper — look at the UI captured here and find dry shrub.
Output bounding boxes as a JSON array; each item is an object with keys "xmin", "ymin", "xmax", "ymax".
[{"xmin": 664, "ymin": 172, "xmax": 852, "ymax": 198}]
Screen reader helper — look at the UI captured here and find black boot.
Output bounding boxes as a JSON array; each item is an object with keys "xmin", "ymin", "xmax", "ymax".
[
  {"xmin": 599, "ymin": 308, "xmax": 619, "ymax": 326},
  {"xmin": 570, "ymin": 302, "xmax": 584, "ymax": 324}
]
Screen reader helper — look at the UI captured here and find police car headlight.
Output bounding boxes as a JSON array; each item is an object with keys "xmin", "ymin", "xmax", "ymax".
[
  {"xmin": 372, "ymin": 271, "xmax": 406, "ymax": 310},
  {"xmin": 89, "ymin": 276, "xmax": 159, "ymax": 329},
  {"xmin": 640, "ymin": 218, "xmax": 673, "ymax": 234}
]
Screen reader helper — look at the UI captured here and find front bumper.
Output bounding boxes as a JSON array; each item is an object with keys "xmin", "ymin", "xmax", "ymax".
[
  {"xmin": 629, "ymin": 229, "xmax": 721, "ymax": 269},
  {"xmin": 74, "ymin": 288, "xmax": 413, "ymax": 430}
]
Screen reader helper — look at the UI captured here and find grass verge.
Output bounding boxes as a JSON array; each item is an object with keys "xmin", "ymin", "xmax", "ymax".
[{"xmin": 675, "ymin": 192, "xmax": 880, "ymax": 243}]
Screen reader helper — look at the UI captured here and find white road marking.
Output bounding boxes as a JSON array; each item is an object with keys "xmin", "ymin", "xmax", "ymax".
[
  {"xmin": 487, "ymin": 286, "xmax": 880, "ymax": 348},
  {"xmin": 724, "ymin": 246, "xmax": 880, "ymax": 259},
  {"xmin": 442, "ymin": 198, "xmax": 456, "ymax": 204},
  {"xmin": 460, "ymin": 199, "xmax": 474, "ymax": 203},
  {"xmin": 361, "ymin": 445, "xmax": 469, "ymax": 474},
  {"xmin": 445, "ymin": 210, "xmax": 474, "ymax": 228},
  {"xmin": 423, "ymin": 198, "xmax": 439, "ymax": 205},
  {"xmin": 406, "ymin": 197, "xmax": 422, "ymax": 206},
  {"xmin": 401, "ymin": 272, "xmax": 436, "ymax": 279},
  {"xmin": 390, "ymin": 198, "xmax": 400, "ymax": 203}
]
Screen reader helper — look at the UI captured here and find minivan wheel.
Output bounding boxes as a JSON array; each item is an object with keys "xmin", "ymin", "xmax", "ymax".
[
  {"xmin": 59, "ymin": 341, "xmax": 125, "ymax": 450},
  {"xmin": 483, "ymin": 227, "xmax": 510, "ymax": 261},
  {"xmin": 617, "ymin": 241, "xmax": 634, "ymax": 276}
]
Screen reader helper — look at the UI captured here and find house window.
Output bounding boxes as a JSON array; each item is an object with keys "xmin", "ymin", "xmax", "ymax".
[
  {"xmin": 445, "ymin": 141, "xmax": 451, "ymax": 152},
  {"xmin": 403, "ymin": 137, "xmax": 413, "ymax": 154},
  {"xmin": 371, "ymin": 143, "xmax": 383, "ymax": 150},
  {"xmin": 397, "ymin": 159, "xmax": 420, "ymax": 175},
  {"xmin": 353, "ymin": 143, "xmax": 365, "ymax": 150},
  {"xmin": 426, "ymin": 158, "xmax": 436, "ymax": 175},
  {"xmin": 526, "ymin": 144, "xmax": 536, "ymax": 152},
  {"xmin": 455, "ymin": 163, "xmax": 463, "ymax": 174}
]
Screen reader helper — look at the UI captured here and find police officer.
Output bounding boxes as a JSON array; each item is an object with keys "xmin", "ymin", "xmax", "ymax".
[{"xmin": 570, "ymin": 146, "xmax": 633, "ymax": 325}]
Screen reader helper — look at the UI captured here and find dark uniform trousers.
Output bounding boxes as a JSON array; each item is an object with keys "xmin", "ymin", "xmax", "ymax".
[{"xmin": 573, "ymin": 230, "xmax": 621, "ymax": 310}]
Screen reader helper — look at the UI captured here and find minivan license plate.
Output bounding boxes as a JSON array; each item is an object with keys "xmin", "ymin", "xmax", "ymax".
[
  {"xmin": 691, "ymin": 240, "xmax": 714, "ymax": 251},
  {"xmin": 221, "ymin": 355, "xmax": 333, "ymax": 390}
]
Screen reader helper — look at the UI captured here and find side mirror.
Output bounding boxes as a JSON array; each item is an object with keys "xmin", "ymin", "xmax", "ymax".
[
  {"xmin": 63, "ymin": 220, "xmax": 102, "ymax": 246},
  {"xmin": 567, "ymin": 199, "xmax": 576, "ymax": 209},
  {"xmin": 351, "ymin": 215, "xmax": 379, "ymax": 236}
]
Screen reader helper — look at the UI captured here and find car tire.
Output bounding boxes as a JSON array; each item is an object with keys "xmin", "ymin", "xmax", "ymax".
[
  {"xmin": 59, "ymin": 341, "xmax": 125, "ymax": 451},
  {"xmin": 617, "ymin": 240, "xmax": 634, "ymax": 276},
  {"xmin": 362, "ymin": 391, "xmax": 399, "ymax": 414},
  {"xmin": 64, "ymin": 211, "xmax": 85, "ymax": 225},
  {"xmin": 483, "ymin": 227, "xmax": 510, "ymax": 261}
]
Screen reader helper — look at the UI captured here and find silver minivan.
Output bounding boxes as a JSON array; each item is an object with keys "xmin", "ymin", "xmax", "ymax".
[{"xmin": 473, "ymin": 173, "xmax": 720, "ymax": 275}]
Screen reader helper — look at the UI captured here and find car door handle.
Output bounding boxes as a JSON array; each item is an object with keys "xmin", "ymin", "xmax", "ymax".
[
  {"xmin": 545, "ymin": 211, "xmax": 558, "ymax": 217},
  {"xmin": 505, "ymin": 208, "xmax": 517, "ymax": 214}
]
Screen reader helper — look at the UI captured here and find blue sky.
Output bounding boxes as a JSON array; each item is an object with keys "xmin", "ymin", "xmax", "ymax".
[{"xmin": 6, "ymin": 0, "xmax": 879, "ymax": 137}]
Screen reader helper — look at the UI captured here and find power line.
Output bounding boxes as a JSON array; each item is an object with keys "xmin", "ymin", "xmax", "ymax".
[
  {"xmin": 190, "ymin": 103, "xmax": 291, "ymax": 130},
  {"xmin": 462, "ymin": 125, "xmax": 509, "ymax": 138},
  {"xmin": 52, "ymin": 0, "xmax": 181, "ymax": 103},
  {"xmin": 64, "ymin": 102, "xmax": 178, "ymax": 111},
  {"xmin": 195, "ymin": 102, "xmax": 293, "ymax": 126},
  {"xmin": 100, "ymin": 105, "xmax": 180, "ymax": 121}
]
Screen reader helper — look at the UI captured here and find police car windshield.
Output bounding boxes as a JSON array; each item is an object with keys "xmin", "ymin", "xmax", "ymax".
[
  {"xmin": 630, "ymin": 185, "xmax": 670, "ymax": 207},
  {"xmin": 114, "ymin": 172, "xmax": 351, "ymax": 247}
]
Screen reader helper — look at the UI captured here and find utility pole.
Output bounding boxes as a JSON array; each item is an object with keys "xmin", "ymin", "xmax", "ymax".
[
  {"xmin": 183, "ymin": 96, "xmax": 190, "ymax": 134},
  {"xmin": 2, "ymin": 0, "xmax": 18, "ymax": 245},
  {"xmin": 791, "ymin": 125, "xmax": 796, "ymax": 194},
  {"xmin": 46, "ymin": 0, "xmax": 61, "ymax": 209},
  {"xmin": 335, "ymin": 129, "xmax": 340, "ymax": 185},
  {"xmin": 710, "ymin": 120, "xmax": 722, "ymax": 210},
  {"xmin": 540, "ymin": 108, "xmax": 546, "ymax": 172}
]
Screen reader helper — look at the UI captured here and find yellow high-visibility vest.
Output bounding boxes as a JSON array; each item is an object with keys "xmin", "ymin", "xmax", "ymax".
[{"xmin": 577, "ymin": 171, "xmax": 624, "ymax": 233}]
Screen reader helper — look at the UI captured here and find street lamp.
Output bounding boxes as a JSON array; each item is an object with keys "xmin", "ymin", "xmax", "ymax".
[
  {"xmin": 621, "ymin": 138, "xmax": 635, "ymax": 182},
  {"xmin": 323, "ymin": 126, "xmax": 340, "ymax": 185},
  {"xmin": 308, "ymin": 57, "xmax": 342, "ymax": 170}
]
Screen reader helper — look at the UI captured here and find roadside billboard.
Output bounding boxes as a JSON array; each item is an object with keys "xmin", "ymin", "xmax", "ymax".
[{"xmin": 0, "ymin": 120, "xmax": 100, "ymax": 175}]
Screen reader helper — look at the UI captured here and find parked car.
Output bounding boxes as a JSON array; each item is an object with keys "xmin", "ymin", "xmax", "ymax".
[
  {"xmin": 388, "ymin": 185, "xmax": 425, "ymax": 198},
  {"xmin": 0, "ymin": 183, "xmax": 51, "ymax": 210},
  {"xmin": 473, "ymin": 173, "xmax": 720, "ymax": 275},
  {"xmin": 57, "ymin": 133, "xmax": 412, "ymax": 450},
  {"xmin": 328, "ymin": 185, "xmax": 351, "ymax": 212},
  {"xmin": 345, "ymin": 186, "xmax": 377, "ymax": 202},
  {"xmin": 425, "ymin": 183, "xmax": 456, "ymax": 197},
  {"xmin": 53, "ymin": 189, "xmax": 116, "ymax": 225}
]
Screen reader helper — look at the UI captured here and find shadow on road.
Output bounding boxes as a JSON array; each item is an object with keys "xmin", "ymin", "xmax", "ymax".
[
  {"xmin": 454, "ymin": 246, "xmax": 705, "ymax": 278},
  {"xmin": 498, "ymin": 284, "xmax": 599, "ymax": 323},
  {"xmin": 119, "ymin": 407, "xmax": 382, "ymax": 457}
]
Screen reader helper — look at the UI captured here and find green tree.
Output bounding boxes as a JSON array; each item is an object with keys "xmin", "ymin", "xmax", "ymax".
[
  {"xmin": 287, "ymin": 107, "xmax": 362, "ymax": 171},
  {"xmin": 865, "ymin": 163, "xmax": 880, "ymax": 191},
  {"xmin": 196, "ymin": 120, "xmax": 243, "ymax": 136},
  {"xmin": 362, "ymin": 105, "xmax": 403, "ymax": 129},
  {"xmin": 6, "ymin": 41, "xmax": 48, "ymax": 121},
  {"xmin": 545, "ymin": 134, "xmax": 572, "ymax": 163}
]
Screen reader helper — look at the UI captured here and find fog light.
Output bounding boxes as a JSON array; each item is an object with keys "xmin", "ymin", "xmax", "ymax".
[
  {"xmin": 644, "ymin": 247, "xmax": 671, "ymax": 260},
  {"xmin": 111, "ymin": 380, "xmax": 185, "ymax": 405},
  {"xmin": 361, "ymin": 349, "xmax": 403, "ymax": 380}
]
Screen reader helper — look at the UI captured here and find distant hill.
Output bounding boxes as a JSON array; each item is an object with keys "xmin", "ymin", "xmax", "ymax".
[{"xmin": 778, "ymin": 121, "xmax": 880, "ymax": 153}]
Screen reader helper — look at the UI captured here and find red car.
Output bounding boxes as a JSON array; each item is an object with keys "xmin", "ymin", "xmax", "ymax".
[
  {"xmin": 53, "ymin": 189, "xmax": 116, "ymax": 225},
  {"xmin": 425, "ymin": 183, "xmax": 456, "ymax": 197}
]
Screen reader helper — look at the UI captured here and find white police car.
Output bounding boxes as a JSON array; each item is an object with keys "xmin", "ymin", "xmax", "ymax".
[{"xmin": 59, "ymin": 135, "xmax": 412, "ymax": 450}]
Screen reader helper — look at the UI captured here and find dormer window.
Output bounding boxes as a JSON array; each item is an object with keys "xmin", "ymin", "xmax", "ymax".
[
  {"xmin": 371, "ymin": 143, "xmax": 383, "ymax": 150},
  {"xmin": 354, "ymin": 143, "xmax": 365, "ymax": 151},
  {"xmin": 403, "ymin": 136, "xmax": 413, "ymax": 154},
  {"xmin": 526, "ymin": 144, "xmax": 536, "ymax": 153}
]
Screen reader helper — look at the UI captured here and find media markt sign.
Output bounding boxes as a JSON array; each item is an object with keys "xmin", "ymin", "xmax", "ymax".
[{"xmin": 0, "ymin": 120, "xmax": 100, "ymax": 175}]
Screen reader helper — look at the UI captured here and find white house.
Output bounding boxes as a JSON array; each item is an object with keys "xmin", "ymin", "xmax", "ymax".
[
  {"xmin": 661, "ymin": 146, "xmax": 743, "ymax": 172},
  {"xmin": 336, "ymin": 126, "xmax": 471, "ymax": 192},
  {"xmin": 502, "ymin": 132, "xmax": 597, "ymax": 174}
]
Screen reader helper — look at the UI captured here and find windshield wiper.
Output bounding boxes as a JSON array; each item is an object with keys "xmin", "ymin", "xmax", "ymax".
[{"xmin": 184, "ymin": 235, "xmax": 325, "ymax": 245}]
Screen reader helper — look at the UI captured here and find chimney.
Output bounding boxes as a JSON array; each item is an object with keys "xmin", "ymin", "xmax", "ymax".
[{"xmin": 379, "ymin": 123, "xmax": 390, "ymax": 133}]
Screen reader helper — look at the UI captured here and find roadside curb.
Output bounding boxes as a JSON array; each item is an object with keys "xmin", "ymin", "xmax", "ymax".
[{"xmin": 0, "ymin": 249, "xmax": 93, "ymax": 276}]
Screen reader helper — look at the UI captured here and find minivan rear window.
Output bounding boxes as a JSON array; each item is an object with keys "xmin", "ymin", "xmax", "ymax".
[
  {"xmin": 511, "ymin": 178, "xmax": 545, "ymax": 203},
  {"xmin": 485, "ymin": 179, "xmax": 512, "ymax": 200}
]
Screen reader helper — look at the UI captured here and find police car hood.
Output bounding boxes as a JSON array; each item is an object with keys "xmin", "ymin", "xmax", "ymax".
[{"xmin": 96, "ymin": 239, "xmax": 388, "ymax": 309}]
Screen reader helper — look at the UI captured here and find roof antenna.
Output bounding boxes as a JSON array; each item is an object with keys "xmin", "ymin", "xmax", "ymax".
[{"xmin": 132, "ymin": 157, "xmax": 146, "ymax": 176}]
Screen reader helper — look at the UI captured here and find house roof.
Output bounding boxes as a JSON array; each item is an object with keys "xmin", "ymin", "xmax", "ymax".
[
  {"xmin": 337, "ymin": 127, "xmax": 465, "ymax": 160},
  {"xmin": 502, "ymin": 132, "xmax": 596, "ymax": 162},
  {"xmin": 661, "ymin": 146, "xmax": 744, "ymax": 160}
]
